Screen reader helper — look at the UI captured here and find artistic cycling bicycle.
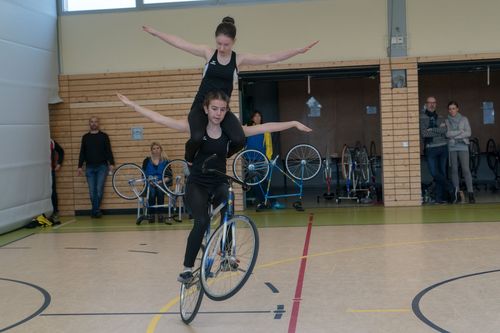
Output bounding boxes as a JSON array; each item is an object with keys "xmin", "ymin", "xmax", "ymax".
[
  {"xmin": 111, "ymin": 160, "xmax": 189, "ymax": 223},
  {"xmin": 336, "ymin": 144, "xmax": 372, "ymax": 204},
  {"xmin": 232, "ymin": 143, "xmax": 322, "ymax": 211},
  {"xmin": 179, "ymin": 154, "xmax": 259, "ymax": 324}
]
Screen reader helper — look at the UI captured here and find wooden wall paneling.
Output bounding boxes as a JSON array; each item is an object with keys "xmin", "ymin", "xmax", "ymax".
[
  {"xmin": 49, "ymin": 76, "xmax": 75, "ymax": 216},
  {"xmin": 49, "ymin": 69, "xmax": 244, "ymax": 215},
  {"xmin": 379, "ymin": 59, "xmax": 422, "ymax": 206}
]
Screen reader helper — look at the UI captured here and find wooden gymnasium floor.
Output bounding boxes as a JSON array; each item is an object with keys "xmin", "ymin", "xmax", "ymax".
[{"xmin": 1, "ymin": 203, "xmax": 500, "ymax": 332}]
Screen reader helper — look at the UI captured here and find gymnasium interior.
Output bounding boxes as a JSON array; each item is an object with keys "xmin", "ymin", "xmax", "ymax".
[{"xmin": 1, "ymin": 0, "xmax": 500, "ymax": 332}]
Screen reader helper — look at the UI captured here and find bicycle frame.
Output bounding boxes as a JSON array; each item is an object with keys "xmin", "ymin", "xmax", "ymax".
[
  {"xmin": 136, "ymin": 176, "xmax": 183, "ymax": 221},
  {"xmin": 258, "ymin": 155, "xmax": 306, "ymax": 205}
]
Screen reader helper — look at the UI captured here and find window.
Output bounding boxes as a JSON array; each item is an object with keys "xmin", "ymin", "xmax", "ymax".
[
  {"xmin": 61, "ymin": 0, "xmax": 299, "ymax": 14},
  {"xmin": 63, "ymin": 0, "xmax": 136, "ymax": 12},
  {"xmin": 144, "ymin": 0, "xmax": 205, "ymax": 3}
]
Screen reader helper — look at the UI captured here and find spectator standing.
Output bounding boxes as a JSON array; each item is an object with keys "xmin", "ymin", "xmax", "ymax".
[
  {"xmin": 419, "ymin": 96, "xmax": 452, "ymax": 203},
  {"xmin": 77, "ymin": 117, "xmax": 115, "ymax": 217},
  {"xmin": 445, "ymin": 101, "xmax": 475, "ymax": 204}
]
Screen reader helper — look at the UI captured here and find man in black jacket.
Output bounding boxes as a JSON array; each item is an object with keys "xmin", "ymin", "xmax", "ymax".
[
  {"xmin": 50, "ymin": 139, "xmax": 64, "ymax": 224},
  {"xmin": 77, "ymin": 117, "xmax": 115, "ymax": 218}
]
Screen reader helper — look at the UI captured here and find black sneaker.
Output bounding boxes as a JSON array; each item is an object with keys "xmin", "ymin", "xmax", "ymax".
[
  {"xmin": 256, "ymin": 203, "xmax": 266, "ymax": 212},
  {"xmin": 177, "ymin": 271, "xmax": 193, "ymax": 283},
  {"xmin": 468, "ymin": 192, "xmax": 476, "ymax": 204},
  {"xmin": 147, "ymin": 215, "xmax": 155, "ymax": 223},
  {"xmin": 49, "ymin": 214, "xmax": 61, "ymax": 225}
]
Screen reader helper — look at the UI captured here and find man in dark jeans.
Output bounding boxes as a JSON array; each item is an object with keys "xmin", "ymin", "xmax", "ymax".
[
  {"xmin": 420, "ymin": 96, "xmax": 451, "ymax": 203},
  {"xmin": 77, "ymin": 117, "xmax": 115, "ymax": 218}
]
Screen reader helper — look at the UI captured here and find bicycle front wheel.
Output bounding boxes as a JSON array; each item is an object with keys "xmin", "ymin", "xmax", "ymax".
[
  {"xmin": 233, "ymin": 149, "xmax": 270, "ymax": 185},
  {"xmin": 112, "ymin": 163, "xmax": 146, "ymax": 200},
  {"xmin": 180, "ymin": 245, "xmax": 204, "ymax": 324},
  {"xmin": 285, "ymin": 144, "xmax": 322, "ymax": 181},
  {"xmin": 486, "ymin": 139, "xmax": 498, "ymax": 171},
  {"xmin": 200, "ymin": 215, "xmax": 259, "ymax": 301},
  {"xmin": 163, "ymin": 159, "xmax": 189, "ymax": 196},
  {"xmin": 469, "ymin": 138, "xmax": 480, "ymax": 175}
]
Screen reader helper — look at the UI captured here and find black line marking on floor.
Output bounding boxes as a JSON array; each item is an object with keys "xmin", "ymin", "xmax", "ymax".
[
  {"xmin": 412, "ymin": 268, "xmax": 500, "ymax": 333},
  {"xmin": 0, "ymin": 233, "xmax": 35, "ymax": 248},
  {"xmin": 0, "ymin": 278, "xmax": 51, "ymax": 333},
  {"xmin": 274, "ymin": 304, "xmax": 285, "ymax": 319},
  {"xmin": 139, "ymin": 243, "xmax": 147, "ymax": 246},
  {"xmin": 128, "ymin": 250, "xmax": 158, "ymax": 254},
  {"xmin": 0, "ymin": 247, "xmax": 31, "ymax": 249},
  {"xmin": 265, "ymin": 282, "xmax": 279, "ymax": 293},
  {"xmin": 64, "ymin": 247, "xmax": 98, "ymax": 250},
  {"xmin": 41, "ymin": 310, "xmax": 271, "ymax": 317}
]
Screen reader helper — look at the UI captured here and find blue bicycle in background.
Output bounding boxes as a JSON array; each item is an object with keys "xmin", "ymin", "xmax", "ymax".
[{"xmin": 233, "ymin": 143, "xmax": 322, "ymax": 211}]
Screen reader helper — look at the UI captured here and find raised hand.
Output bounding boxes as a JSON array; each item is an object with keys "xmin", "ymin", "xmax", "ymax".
[
  {"xmin": 298, "ymin": 40, "xmax": 319, "ymax": 54},
  {"xmin": 142, "ymin": 25, "xmax": 157, "ymax": 36},
  {"xmin": 295, "ymin": 121, "xmax": 312, "ymax": 132},
  {"xmin": 117, "ymin": 93, "xmax": 135, "ymax": 107}
]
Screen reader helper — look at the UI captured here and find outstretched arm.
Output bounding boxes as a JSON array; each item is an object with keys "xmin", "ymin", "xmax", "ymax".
[
  {"xmin": 142, "ymin": 25, "xmax": 212, "ymax": 60},
  {"xmin": 238, "ymin": 41, "xmax": 319, "ymax": 66},
  {"xmin": 117, "ymin": 93, "xmax": 189, "ymax": 132},
  {"xmin": 243, "ymin": 121, "xmax": 312, "ymax": 137}
]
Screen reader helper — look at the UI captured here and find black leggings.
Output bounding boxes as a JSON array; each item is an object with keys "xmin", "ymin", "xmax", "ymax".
[
  {"xmin": 185, "ymin": 103, "xmax": 246, "ymax": 162},
  {"xmin": 183, "ymin": 181, "xmax": 228, "ymax": 268}
]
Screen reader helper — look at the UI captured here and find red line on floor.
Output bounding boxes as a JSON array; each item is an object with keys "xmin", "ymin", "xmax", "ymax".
[{"xmin": 288, "ymin": 213, "xmax": 313, "ymax": 333}]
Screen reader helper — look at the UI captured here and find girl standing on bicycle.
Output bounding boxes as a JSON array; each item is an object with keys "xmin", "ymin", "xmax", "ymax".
[
  {"xmin": 143, "ymin": 17, "xmax": 318, "ymax": 163},
  {"xmin": 117, "ymin": 90, "xmax": 311, "ymax": 282},
  {"xmin": 142, "ymin": 142, "xmax": 171, "ymax": 224}
]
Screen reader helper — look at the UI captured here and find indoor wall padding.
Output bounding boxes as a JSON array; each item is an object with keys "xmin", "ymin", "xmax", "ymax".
[{"xmin": 0, "ymin": 0, "xmax": 58, "ymax": 234}]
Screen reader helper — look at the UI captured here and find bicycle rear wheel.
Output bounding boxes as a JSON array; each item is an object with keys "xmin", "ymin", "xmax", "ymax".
[
  {"xmin": 469, "ymin": 138, "xmax": 480, "ymax": 175},
  {"xmin": 163, "ymin": 159, "xmax": 189, "ymax": 196},
  {"xmin": 179, "ymin": 245, "xmax": 204, "ymax": 324},
  {"xmin": 486, "ymin": 139, "xmax": 498, "ymax": 172},
  {"xmin": 200, "ymin": 215, "xmax": 259, "ymax": 301},
  {"xmin": 285, "ymin": 144, "xmax": 322, "ymax": 181},
  {"xmin": 356, "ymin": 146, "xmax": 370, "ymax": 184},
  {"xmin": 232, "ymin": 149, "xmax": 270, "ymax": 185},
  {"xmin": 341, "ymin": 145, "xmax": 352, "ymax": 180},
  {"xmin": 112, "ymin": 163, "xmax": 146, "ymax": 200}
]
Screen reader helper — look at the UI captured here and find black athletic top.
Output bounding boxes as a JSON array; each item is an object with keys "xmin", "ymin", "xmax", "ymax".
[
  {"xmin": 78, "ymin": 131, "xmax": 115, "ymax": 168},
  {"xmin": 193, "ymin": 50, "xmax": 237, "ymax": 105},
  {"xmin": 188, "ymin": 132, "xmax": 230, "ymax": 187}
]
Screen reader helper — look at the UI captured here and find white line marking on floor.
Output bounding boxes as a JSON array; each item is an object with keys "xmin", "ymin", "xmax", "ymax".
[{"xmin": 53, "ymin": 219, "xmax": 76, "ymax": 229}]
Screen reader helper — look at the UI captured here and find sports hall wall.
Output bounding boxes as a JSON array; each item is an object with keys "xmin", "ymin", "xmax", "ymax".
[
  {"xmin": 50, "ymin": 0, "xmax": 500, "ymax": 215},
  {"xmin": 0, "ymin": 0, "xmax": 58, "ymax": 233}
]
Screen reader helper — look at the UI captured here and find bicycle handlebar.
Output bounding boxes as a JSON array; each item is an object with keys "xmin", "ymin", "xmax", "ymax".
[{"xmin": 202, "ymin": 154, "xmax": 251, "ymax": 191}]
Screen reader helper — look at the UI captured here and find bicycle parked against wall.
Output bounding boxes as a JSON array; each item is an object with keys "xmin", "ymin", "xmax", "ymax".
[
  {"xmin": 111, "ymin": 160, "xmax": 189, "ymax": 224},
  {"xmin": 232, "ymin": 143, "xmax": 322, "ymax": 211},
  {"xmin": 337, "ymin": 144, "xmax": 372, "ymax": 204},
  {"xmin": 179, "ymin": 154, "xmax": 258, "ymax": 324},
  {"xmin": 486, "ymin": 138, "xmax": 500, "ymax": 191}
]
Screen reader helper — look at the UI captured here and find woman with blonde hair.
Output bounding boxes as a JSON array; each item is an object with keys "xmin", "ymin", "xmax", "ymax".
[{"xmin": 142, "ymin": 142, "xmax": 171, "ymax": 223}]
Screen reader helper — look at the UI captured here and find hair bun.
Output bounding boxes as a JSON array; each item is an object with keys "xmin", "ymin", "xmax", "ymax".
[{"xmin": 222, "ymin": 16, "xmax": 235, "ymax": 25}]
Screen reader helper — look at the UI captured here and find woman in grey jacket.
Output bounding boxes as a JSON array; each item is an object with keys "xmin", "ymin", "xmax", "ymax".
[{"xmin": 445, "ymin": 101, "xmax": 475, "ymax": 203}]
